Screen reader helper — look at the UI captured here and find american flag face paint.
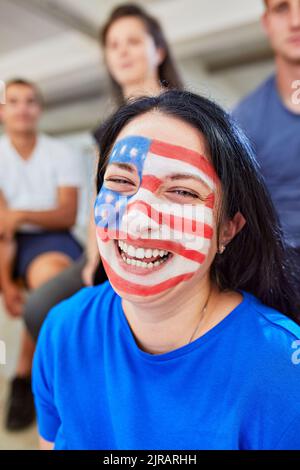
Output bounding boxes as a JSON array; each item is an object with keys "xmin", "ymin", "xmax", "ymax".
[{"xmin": 94, "ymin": 135, "xmax": 219, "ymax": 297}]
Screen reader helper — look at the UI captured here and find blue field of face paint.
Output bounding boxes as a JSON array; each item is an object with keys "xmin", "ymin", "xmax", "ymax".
[{"xmin": 94, "ymin": 135, "xmax": 152, "ymax": 230}]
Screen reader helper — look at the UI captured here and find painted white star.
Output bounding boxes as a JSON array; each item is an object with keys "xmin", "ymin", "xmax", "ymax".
[
  {"xmin": 105, "ymin": 194, "xmax": 114, "ymax": 203},
  {"xmin": 95, "ymin": 205, "xmax": 102, "ymax": 216},
  {"xmin": 120, "ymin": 144, "xmax": 127, "ymax": 155},
  {"xmin": 115, "ymin": 202, "xmax": 124, "ymax": 214},
  {"xmin": 100, "ymin": 209, "xmax": 108, "ymax": 219},
  {"xmin": 130, "ymin": 147, "xmax": 138, "ymax": 158}
]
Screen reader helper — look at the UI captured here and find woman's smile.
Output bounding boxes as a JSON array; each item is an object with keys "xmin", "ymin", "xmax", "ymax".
[{"xmin": 114, "ymin": 239, "xmax": 174, "ymax": 275}]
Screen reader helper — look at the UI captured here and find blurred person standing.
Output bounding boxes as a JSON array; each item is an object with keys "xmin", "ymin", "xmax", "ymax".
[
  {"xmin": 233, "ymin": 0, "xmax": 300, "ymax": 258},
  {"xmin": 0, "ymin": 79, "xmax": 83, "ymax": 430}
]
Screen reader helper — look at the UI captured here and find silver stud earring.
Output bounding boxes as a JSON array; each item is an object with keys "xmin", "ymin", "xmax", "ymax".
[{"xmin": 218, "ymin": 244, "xmax": 226, "ymax": 254}]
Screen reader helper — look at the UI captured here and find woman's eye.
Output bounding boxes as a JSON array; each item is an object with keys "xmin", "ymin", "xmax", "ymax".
[
  {"xmin": 274, "ymin": 2, "xmax": 288, "ymax": 13},
  {"xmin": 129, "ymin": 37, "xmax": 141, "ymax": 45},
  {"xmin": 107, "ymin": 42, "xmax": 121, "ymax": 51},
  {"xmin": 105, "ymin": 177, "xmax": 134, "ymax": 186},
  {"xmin": 168, "ymin": 189, "xmax": 199, "ymax": 199}
]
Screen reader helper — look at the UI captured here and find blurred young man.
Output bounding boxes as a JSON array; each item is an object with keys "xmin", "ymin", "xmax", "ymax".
[
  {"xmin": 233, "ymin": 0, "xmax": 300, "ymax": 252},
  {"xmin": 0, "ymin": 79, "xmax": 83, "ymax": 430}
]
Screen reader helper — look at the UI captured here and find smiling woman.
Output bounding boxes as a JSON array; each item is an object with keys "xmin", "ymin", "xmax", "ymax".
[
  {"xmin": 32, "ymin": 90, "xmax": 300, "ymax": 450},
  {"xmin": 94, "ymin": 132, "xmax": 218, "ymax": 296},
  {"xmin": 95, "ymin": 90, "xmax": 300, "ymax": 317}
]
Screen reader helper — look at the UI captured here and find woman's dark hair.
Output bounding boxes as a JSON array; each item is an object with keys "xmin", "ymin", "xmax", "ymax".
[
  {"xmin": 100, "ymin": 3, "xmax": 183, "ymax": 105},
  {"xmin": 96, "ymin": 89, "xmax": 300, "ymax": 321}
]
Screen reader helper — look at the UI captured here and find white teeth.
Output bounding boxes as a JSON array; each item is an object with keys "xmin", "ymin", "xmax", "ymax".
[
  {"xmin": 135, "ymin": 248, "xmax": 145, "ymax": 259},
  {"xmin": 119, "ymin": 241, "xmax": 128, "ymax": 253},
  {"xmin": 118, "ymin": 240, "xmax": 169, "ymax": 260},
  {"xmin": 132, "ymin": 257, "xmax": 165, "ymax": 268},
  {"xmin": 127, "ymin": 245, "xmax": 136, "ymax": 257},
  {"xmin": 118, "ymin": 240, "xmax": 168, "ymax": 269}
]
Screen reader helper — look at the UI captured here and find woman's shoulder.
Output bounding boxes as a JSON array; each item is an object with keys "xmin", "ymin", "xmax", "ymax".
[
  {"xmin": 240, "ymin": 292, "xmax": 300, "ymax": 441},
  {"xmin": 244, "ymin": 290, "xmax": 300, "ymax": 340},
  {"xmin": 242, "ymin": 291, "xmax": 300, "ymax": 365}
]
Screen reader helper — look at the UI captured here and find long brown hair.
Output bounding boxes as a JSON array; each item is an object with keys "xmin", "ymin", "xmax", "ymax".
[{"xmin": 100, "ymin": 3, "xmax": 183, "ymax": 105}]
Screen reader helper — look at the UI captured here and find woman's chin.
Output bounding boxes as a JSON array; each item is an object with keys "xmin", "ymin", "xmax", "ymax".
[{"xmin": 109, "ymin": 279, "xmax": 185, "ymax": 306}]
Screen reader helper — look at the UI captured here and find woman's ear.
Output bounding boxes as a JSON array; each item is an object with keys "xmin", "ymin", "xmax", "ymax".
[{"xmin": 219, "ymin": 212, "xmax": 246, "ymax": 248}]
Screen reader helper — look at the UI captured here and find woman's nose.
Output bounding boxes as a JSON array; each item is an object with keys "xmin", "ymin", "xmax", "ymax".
[
  {"xmin": 117, "ymin": 42, "xmax": 130, "ymax": 58},
  {"xmin": 120, "ymin": 199, "xmax": 160, "ymax": 239}
]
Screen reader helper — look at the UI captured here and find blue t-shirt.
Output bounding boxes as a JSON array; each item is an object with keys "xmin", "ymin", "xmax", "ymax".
[
  {"xmin": 32, "ymin": 281, "xmax": 300, "ymax": 450},
  {"xmin": 233, "ymin": 75, "xmax": 300, "ymax": 247}
]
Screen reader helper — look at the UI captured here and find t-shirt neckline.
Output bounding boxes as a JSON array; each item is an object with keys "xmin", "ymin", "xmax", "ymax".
[
  {"xmin": 6, "ymin": 133, "xmax": 41, "ymax": 164},
  {"xmin": 116, "ymin": 289, "xmax": 251, "ymax": 363}
]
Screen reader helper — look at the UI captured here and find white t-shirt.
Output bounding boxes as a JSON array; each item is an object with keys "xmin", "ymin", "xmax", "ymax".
[{"xmin": 0, "ymin": 134, "xmax": 84, "ymax": 233}]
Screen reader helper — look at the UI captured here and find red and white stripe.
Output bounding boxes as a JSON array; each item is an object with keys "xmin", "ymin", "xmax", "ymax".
[{"xmin": 96, "ymin": 139, "xmax": 218, "ymax": 296}]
